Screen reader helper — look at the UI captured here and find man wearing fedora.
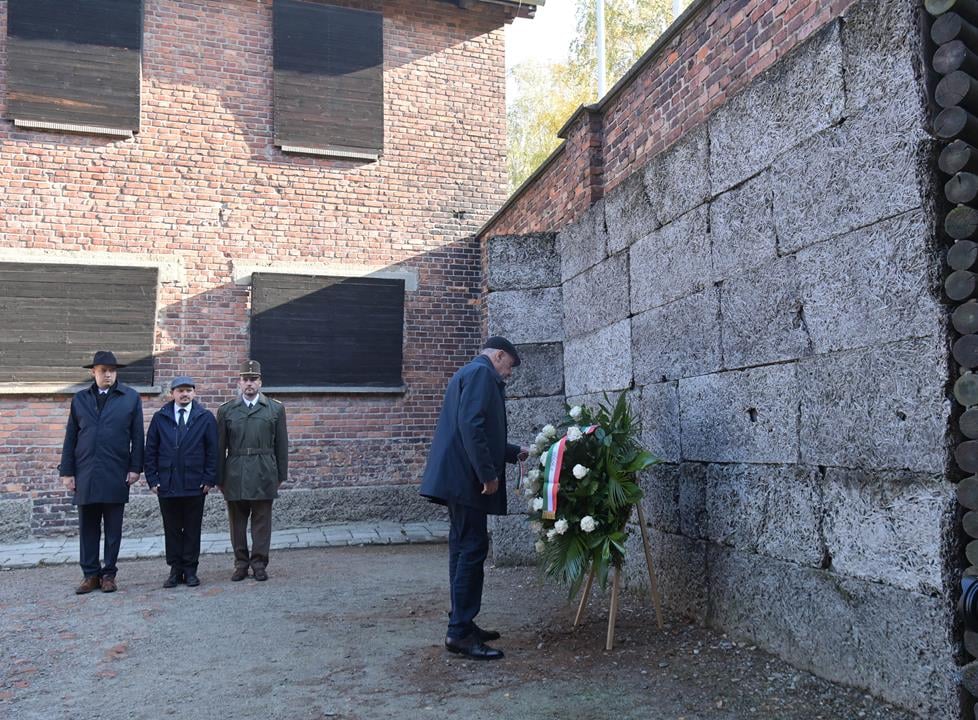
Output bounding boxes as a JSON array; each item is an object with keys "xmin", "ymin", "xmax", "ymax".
[
  {"xmin": 217, "ymin": 360, "xmax": 288, "ymax": 582},
  {"xmin": 59, "ymin": 350, "xmax": 145, "ymax": 594},
  {"xmin": 420, "ymin": 337, "xmax": 528, "ymax": 660},
  {"xmin": 145, "ymin": 376, "xmax": 218, "ymax": 588}
]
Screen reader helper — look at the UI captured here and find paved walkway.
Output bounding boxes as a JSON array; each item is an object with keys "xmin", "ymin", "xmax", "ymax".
[{"xmin": 0, "ymin": 520, "xmax": 449, "ymax": 570}]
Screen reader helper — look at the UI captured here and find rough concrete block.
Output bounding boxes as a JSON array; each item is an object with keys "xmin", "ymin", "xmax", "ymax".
[
  {"xmin": 562, "ymin": 251, "xmax": 630, "ymax": 338},
  {"xmin": 487, "ymin": 287, "xmax": 563, "ymax": 344},
  {"xmin": 506, "ymin": 394, "xmax": 568, "ymax": 448},
  {"xmin": 842, "ymin": 0, "xmax": 924, "ymax": 117},
  {"xmin": 558, "ymin": 199, "xmax": 608, "ymax": 282},
  {"xmin": 487, "ymin": 232, "xmax": 560, "ymax": 291},
  {"xmin": 490, "ymin": 513, "xmax": 538, "ymax": 567},
  {"xmin": 506, "ymin": 342, "xmax": 564, "ymax": 399},
  {"xmin": 796, "ymin": 210, "xmax": 942, "ymax": 354},
  {"xmin": 679, "ymin": 364, "xmax": 799, "ymax": 464},
  {"xmin": 823, "ymin": 468, "xmax": 954, "ymax": 594},
  {"xmin": 677, "ymin": 462, "xmax": 708, "ymax": 540},
  {"xmin": 630, "ymin": 205, "xmax": 711, "ymax": 313},
  {"xmin": 799, "ymin": 337, "xmax": 949, "ymax": 473},
  {"xmin": 708, "ymin": 547, "xmax": 956, "ymax": 720},
  {"xmin": 771, "ymin": 102, "xmax": 929, "ymax": 254},
  {"xmin": 720, "ymin": 254, "xmax": 811, "ymax": 368},
  {"xmin": 638, "ymin": 381, "xmax": 680, "ymax": 463},
  {"xmin": 643, "ymin": 123, "xmax": 711, "ymax": 226},
  {"xmin": 705, "ymin": 463, "xmax": 823, "ymax": 567},
  {"xmin": 710, "ymin": 171, "xmax": 777, "ymax": 280},
  {"xmin": 709, "ymin": 22, "xmax": 845, "ymax": 192},
  {"xmin": 638, "ymin": 463, "xmax": 680, "ymax": 535},
  {"xmin": 565, "ymin": 387, "xmax": 636, "ymax": 411},
  {"xmin": 0, "ymin": 500, "xmax": 32, "ymax": 543},
  {"xmin": 605, "ymin": 168, "xmax": 658, "ymax": 254},
  {"xmin": 564, "ymin": 319, "xmax": 633, "ymax": 397},
  {"xmin": 623, "ymin": 528, "xmax": 708, "ymax": 623},
  {"xmin": 633, "ymin": 287, "xmax": 722, "ymax": 383},
  {"xmin": 122, "ymin": 495, "xmax": 165, "ymax": 536},
  {"xmin": 269, "ymin": 485, "xmax": 446, "ymax": 526}
]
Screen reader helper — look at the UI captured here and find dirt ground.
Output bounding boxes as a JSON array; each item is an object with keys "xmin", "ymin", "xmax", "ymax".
[{"xmin": 0, "ymin": 544, "xmax": 916, "ymax": 720}]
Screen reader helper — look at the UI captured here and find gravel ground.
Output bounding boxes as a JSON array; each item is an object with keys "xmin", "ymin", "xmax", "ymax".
[{"xmin": 0, "ymin": 544, "xmax": 917, "ymax": 720}]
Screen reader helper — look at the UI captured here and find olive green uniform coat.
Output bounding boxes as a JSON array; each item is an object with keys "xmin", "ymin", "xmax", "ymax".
[{"xmin": 217, "ymin": 394, "xmax": 288, "ymax": 500}]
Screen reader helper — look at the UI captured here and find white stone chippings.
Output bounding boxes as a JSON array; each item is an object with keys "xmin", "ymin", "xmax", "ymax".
[
  {"xmin": 632, "ymin": 288, "xmax": 722, "ymax": 383},
  {"xmin": 562, "ymin": 252, "xmax": 630, "ymax": 339},
  {"xmin": 563, "ymin": 320, "xmax": 633, "ymax": 397},
  {"xmin": 708, "ymin": 22, "xmax": 845, "ymax": 192},
  {"xmin": 629, "ymin": 205, "xmax": 711, "ymax": 314},
  {"xmin": 486, "ymin": 287, "xmax": 563, "ymax": 345},
  {"xmin": 643, "ymin": 123, "xmax": 711, "ymax": 227}
]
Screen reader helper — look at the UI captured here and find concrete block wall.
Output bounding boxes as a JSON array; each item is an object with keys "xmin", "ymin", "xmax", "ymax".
[{"xmin": 484, "ymin": 1, "xmax": 958, "ymax": 716}]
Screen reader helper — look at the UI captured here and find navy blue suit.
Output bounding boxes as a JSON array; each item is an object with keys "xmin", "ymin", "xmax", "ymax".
[
  {"xmin": 421, "ymin": 355, "xmax": 520, "ymax": 639},
  {"xmin": 145, "ymin": 401, "xmax": 218, "ymax": 575},
  {"xmin": 60, "ymin": 382, "xmax": 144, "ymax": 579}
]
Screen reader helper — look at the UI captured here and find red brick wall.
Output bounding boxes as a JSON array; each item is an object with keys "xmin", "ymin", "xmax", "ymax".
[
  {"xmin": 0, "ymin": 0, "xmax": 510, "ymax": 536},
  {"xmin": 482, "ymin": 0, "xmax": 857, "ymax": 237}
]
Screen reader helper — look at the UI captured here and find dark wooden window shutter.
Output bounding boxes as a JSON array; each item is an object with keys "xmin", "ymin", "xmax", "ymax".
[
  {"xmin": 273, "ymin": 0, "xmax": 384, "ymax": 158},
  {"xmin": 6, "ymin": 0, "xmax": 143, "ymax": 134},
  {"xmin": 250, "ymin": 273, "xmax": 404, "ymax": 387},
  {"xmin": 0, "ymin": 263, "xmax": 157, "ymax": 385}
]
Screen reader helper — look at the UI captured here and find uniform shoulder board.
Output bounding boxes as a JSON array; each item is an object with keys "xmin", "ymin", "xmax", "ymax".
[
  {"xmin": 218, "ymin": 399, "xmax": 236, "ymax": 409},
  {"xmin": 270, "ymin": 398, "xmax": 283, "ymax": 406}
]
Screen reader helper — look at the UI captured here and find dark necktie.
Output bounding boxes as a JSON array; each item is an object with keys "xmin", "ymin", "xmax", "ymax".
[{"xmin": 177, "ymin": 408, "xmax": 187, "ymax": 444}]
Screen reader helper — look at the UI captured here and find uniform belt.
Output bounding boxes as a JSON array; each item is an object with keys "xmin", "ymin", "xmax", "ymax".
[{"xmin": 229, "ymin": 448, "xmax": 274, "ymax": 456}]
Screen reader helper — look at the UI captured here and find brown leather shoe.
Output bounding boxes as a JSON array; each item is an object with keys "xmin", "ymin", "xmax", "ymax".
[
  {"xmin": 100, "ymin": 576, "xmax": 118, "ymax": 593},
  {"xmin": 75, "ymin": 576, "xmax": 101, "ymax": 594},
  {"xmin": 231, "ymin": 567, "xmax": 248, "ymax": 582}
]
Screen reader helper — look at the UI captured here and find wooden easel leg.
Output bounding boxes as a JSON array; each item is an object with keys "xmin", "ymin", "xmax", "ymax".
[
  {"xmin": 635, "ymin": 503, "xmax": 665, "ymax": 629},
  {"xmin": 605, "ymin": 565, "xmax": 620, "ymax": 651},
  {"xmin": 574, "ymin": 564, "xmax": 596, "ymax": 628}
]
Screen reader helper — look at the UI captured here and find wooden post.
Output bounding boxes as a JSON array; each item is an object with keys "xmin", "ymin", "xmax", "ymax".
[
  {"xmin": 574, "ymin": 564, "xmax": 596, "ymax": 627},
  {"xmin": 959, "ymin": 475, "xmax": 978, "ymax": 509},
  {"xmin": 940, "ymin": 139, "xmax": 978, "ymax": 175},
  {"xmin": 935, "ymin": 40, "xmax": 978, "ymax": 76},
  {"xmin": 949, "ymin": 240, "xmax": 978, "ymax": 270},
  {"xmin": 957, "ymin": 441, "xmax": 978, "ymax": 474},
  {"xmin": 635, "ymin": 503, "xmax": 665, "ymax": 629},
  {"xmin": 961, "ymin": 406, "xmax": 978, "ymax": 438},
  {"xmin": 935, "ymin": 106, "xmax": 978, "ymax": 145},
  {"xmin": 955, "ymin": 372, "xmax": 978, "ymax": 405},
  {"xmin": 605, "ymin": 565, "xmax": 620, "ymax": 651},
  {"xmin": 932, "ymin": 12, "xmax": 978, "ymax": 47},
  {"xmin": 947, "ymin": 173, "xmax": 978, "ymax": 204},
  {"xmin": 946, "ymin": 204, "xmax": 978, "ymax": 239},
  {"xmin": 954, "ymin": 334, "xmax": 978, "ymax": 368},
  {"xmin": 937, "ymin": 70, "xmax": 978, "ymax": 110},
  {"xmin": 926, "ymin": 0, "xmax": 978, "ymax": 25}
]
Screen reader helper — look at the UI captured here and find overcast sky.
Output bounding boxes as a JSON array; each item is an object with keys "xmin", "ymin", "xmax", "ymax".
[{"xmin": 506, "ymin": 1, "xmax": 576, "ymax": 71}]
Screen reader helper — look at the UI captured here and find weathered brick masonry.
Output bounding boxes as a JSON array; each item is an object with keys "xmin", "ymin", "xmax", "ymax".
[{"xmin": 0, "ymin": 0, "xmax": 514, "ymax": 538}]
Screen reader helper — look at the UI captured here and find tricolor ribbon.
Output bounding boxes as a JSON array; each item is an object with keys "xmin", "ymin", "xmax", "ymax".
[{"xmin": 540, "ymin": 425, "xmax": 598, "ymax": 520}]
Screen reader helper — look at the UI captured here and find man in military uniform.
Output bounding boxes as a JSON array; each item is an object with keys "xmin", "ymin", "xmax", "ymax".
[{"xmin": 217, "ymin": 360, "xmax": 288, "ymax": 582}]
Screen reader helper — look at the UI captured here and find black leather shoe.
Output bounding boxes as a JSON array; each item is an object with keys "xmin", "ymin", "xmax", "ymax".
[
  {"xmin": 472, "ymin": 622, "xmax": 501, "ymax": 642},
  {"xmin": 253, "ymin": 567, "xmax": 268, "ymax": 582},
  {"xmin": 231, "ymin": 567, "xmax": 248, "ymax": 582},
  {"xmin": 163, "ymin": 571, "xmax": 180, "ymax": 589},
  {"xmin": 445, "ymin": 634, "xmax": 504, "ymax": 660},
  {"xmin": 184, "ymin": 573, "xmax": 200, "ymax": 587}
]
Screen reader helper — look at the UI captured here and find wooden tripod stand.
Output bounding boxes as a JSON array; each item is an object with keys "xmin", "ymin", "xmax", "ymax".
[{"xmin": 572, "ymin": 503, "xmax": 664, "ymax": 650}]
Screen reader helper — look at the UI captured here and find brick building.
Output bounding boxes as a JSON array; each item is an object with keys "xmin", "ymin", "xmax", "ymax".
[{"xmin": 0, "ymin": 0, "xmax": 540, "ymax": 540}]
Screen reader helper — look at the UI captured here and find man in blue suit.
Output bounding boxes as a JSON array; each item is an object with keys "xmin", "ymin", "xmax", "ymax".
[
  {"xmin": 144, "ymin": 376, "xmax": 218, "ymax": 588},
  {"xmin": 420, "ymin": 337, "xmax": 528, "ymax": 660}
]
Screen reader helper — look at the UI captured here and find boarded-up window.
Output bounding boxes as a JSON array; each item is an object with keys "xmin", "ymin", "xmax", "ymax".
[
  {"xmin": 251, "ymin": 273, "xmax": 403, "ymax": 387},
  {"xmin": 6, "ymin": 0, "xmax": 143, "ymax": 133},
  {"xmin": 0, "ymin": 263, "xmax": 157, "ymax": 384},
  {"xmin": 273, "ymin": 0, "xmax": 383, "ymax": 159}
]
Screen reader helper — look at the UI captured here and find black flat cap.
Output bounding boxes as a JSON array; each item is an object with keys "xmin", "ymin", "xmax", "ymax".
[
  {"xmin": 83, "ymin": 350, "xmax": 125, "ymax": 369},
  {"xmin": 482, "ymin": 336, "xmax": 521, "ymax": 366}
]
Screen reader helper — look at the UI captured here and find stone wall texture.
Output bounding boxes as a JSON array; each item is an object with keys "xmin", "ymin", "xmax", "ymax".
[
  {"xmin": 483, "ymin": 1, "xmax": 957, "ymax": 717},
  {"xmin": 0, "ymin": 0, "xmax": 512, "ymax": 537}
]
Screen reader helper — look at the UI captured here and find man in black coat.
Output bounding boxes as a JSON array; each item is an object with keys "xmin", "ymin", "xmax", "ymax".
[
  {"xmin": 59, "ymin": 351, "xmax": 144, "ymax": 594},
  {"xmin": 144, "ymin": 376, "xmax": 218, "ymax": 588},
  {"xmin": 420, "ymin": 337, "xmax": 527, "ymax": 660}
]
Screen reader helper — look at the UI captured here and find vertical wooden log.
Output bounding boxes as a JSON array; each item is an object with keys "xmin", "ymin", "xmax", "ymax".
[
  {"xmin": 959, "ymin": 475, "xmax": 978, "ymax": 509},
  {"xmin": 935, "ymin": 40, "xmax": 978, "ymax": 77},
  {"xmin": 937, "ymin": 71, "xmax": 978, "ymax": 110},
  {"xmin": 926, "ymin": 0, "xmax": 978, "ymax": 25},
  {"xmin": 950, "ymin": 240, "xmax": 978, "ymax": 270},
  {"xmin": 635, "ymin": 502, "xmax": 665, "ymax": 629},
  {"xmin": 606, "ymin": 565, "xmax": 620, "ymax": 652},
  {"xmin": 936, "ymin": 107, "xmax": 978, "ymax": 145},
  {"xmin": 932, "ymin": 12, "xmax": 978, "ymax": 46},
  {"xmin": 958, "ymin": 441, "xmax": 978, "ymax": 473},
  {"xmin": 955, "ymin": 372, "xmax": 978, "ymax": 405},
  {"xmin": 574, "ymin": 564, "xmax": 596, "ymax": 628},
  {"xmin": 941, "ymin": 139, "xmax": 978, "ymax": 175},
  {"xmin": 962, "ymin": 407, "xmax": 978, "ymax": 438},
  {"xmin": 954, "ymin": 334, "xmax": 978, "ymax": 367},
  {"xmin": 964, "ymin": 510, "xmax": 978, "ymax": 537},
  {"xmin": 946, "ymin": 204, "xmax": 978, "ymax": 239},
  {"xmin": 946, "ymin": 269, "xmax": 978, "ymax": 300},
  {"xmin": 947, "ymin": 173, "xmax": 978, "ymax": 204}
]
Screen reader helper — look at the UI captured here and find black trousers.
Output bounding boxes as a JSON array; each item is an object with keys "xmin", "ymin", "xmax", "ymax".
[
  {"xmin": 158, "ymin": 495, "xmax": 206, "ymax": 574},
  {"xmin": 78, "ymin": 503, "xmax": 125, "ymax": 578},
  {"xmin": 446, "ymin": 502, "xmax": 489, "ymax": 640},
  {"xmin": 226, "ymin": 500, "xmax": 273, "ymax": 570}
]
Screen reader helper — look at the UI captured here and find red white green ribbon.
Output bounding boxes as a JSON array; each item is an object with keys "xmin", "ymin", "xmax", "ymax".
[{"xmin": 540, "ymin": 425, "xmax": 598, "ymax": 520}]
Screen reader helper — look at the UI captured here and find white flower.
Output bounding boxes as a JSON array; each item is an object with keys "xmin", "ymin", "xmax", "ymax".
[
  {"xmin": 531, "ymin": 497, "xmax": 544, "ymax": 511},
  {"xmin": 535, "ymin": 540, "xmax": 546, "ymax": 554},
  {"xmin": 566, "ymin": 426, "xmax": 583, "ymax": 442},
  {"xmin": 528, "ymin": 469, "xmax": 541, "ymax": 482},
  {"xmin": 540, "ymin": 454, "xmax": 548, "ymax": 466},
  {"xmin": 569, "ymin": 405, "xmax": 583, "ymax": 420},
  {"xmin": 542, "ymin": 424, "xmax": 557, "ymax": 438},
  {"xmin": 572, "ymin": 464, "xmax": 589, "ymax": 479},
  {"xmin": 522, "ymin": 484, "xmax": 536, "ymax": 497},
  {"xmin": 554, "ymin": 518, "xmax": 569, "ymax": 535},
  {"xmin": 546, "ymin": 528, "xmax": 557, "ymax": 540},
  {"xmin": 580, "ymin": 516, "xmax": 598, "ymax": 533},
  {"xmin": 535, "ymin": 432, "xmax": 548, "ymax": 446}
]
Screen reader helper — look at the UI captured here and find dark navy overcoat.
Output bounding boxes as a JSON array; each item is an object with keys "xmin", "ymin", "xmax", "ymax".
[
  {"xmin": 420, "ymin": 355, "xmax": 520, "ymax": 515},
  {"xmin": 59, "ymin": 382, "xmax": 145, "ymax": 505},
  {"xmin": 144, "ymin": 401, "xmax": 218, "ymax": 497}
]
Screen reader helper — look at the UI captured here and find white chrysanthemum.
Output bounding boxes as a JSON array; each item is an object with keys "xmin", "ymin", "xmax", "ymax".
[
  {"xmin": 542, "ymin": 424, "xmax": 557, "ymax": 438},
  {"xmin": 566, "ymin": 426, "xmax": 583, "ymax": 442},
  {"xmin": 522, "ymin": 484, "xmax": 536, "ymax": 497},
  {"xmin": 540, "ymin": 454, "xmax": 548, "ymax": 466},
  {"xmin": 531, "ymin": 497, "xmax": 544, "ymax": 511},
  {"xmin": 528, "ymin": 469, "xmax": 541, "ymax": 482},
  {"xmin": 572, "ymin": 464, "xmax": 589, "ymax": 479},
  {"xmin": 580, "ymin": 516, "xmax": 598, "ymax": 533},
  {"xmin": 530, "ymin": 521, "xmax": 543, "ymax": 533},
  {"xmin": 535, "ymin": 540, "xmax": 546, "ymax": 554},
  {"xmin": 569, "ymin": 405, "xmax": 583, "ymax": 420},
  {"xmin": 535, "ymin": 432, "xmax": 548, "ymax": 446},
  {"xmin": 554, "ymin": 518, "xmax": 569, "ymax": 535},
  {"xmin": 546, "ymin": 528, "xmax": 557, "ymax": 540}
]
